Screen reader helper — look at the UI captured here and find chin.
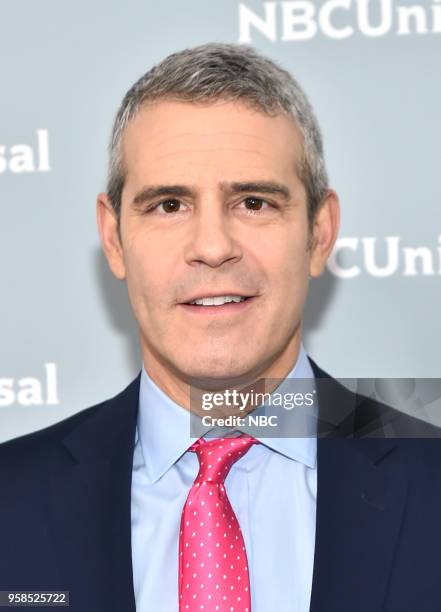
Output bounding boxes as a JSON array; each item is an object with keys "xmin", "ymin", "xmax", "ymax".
[{"xmin": 179, "ymin": 353, "xmax": 259, "ymax": 386}]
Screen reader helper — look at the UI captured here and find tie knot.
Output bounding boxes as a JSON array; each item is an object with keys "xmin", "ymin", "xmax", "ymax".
[{"xmin": 189, "ymin": 434, "xmax": 259, "ymax": 484}]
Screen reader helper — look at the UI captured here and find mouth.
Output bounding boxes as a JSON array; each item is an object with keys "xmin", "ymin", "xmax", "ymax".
[{"xmin": 179, "ymin": 295, "xmax": 257, "ymax": 317}]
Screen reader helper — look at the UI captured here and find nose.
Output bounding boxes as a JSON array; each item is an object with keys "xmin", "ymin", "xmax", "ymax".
[{"xmin": 184, "ymin": 202, "xmax": 242, "ymax": 268}]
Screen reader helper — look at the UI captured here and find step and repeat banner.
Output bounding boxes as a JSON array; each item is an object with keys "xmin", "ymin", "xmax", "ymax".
[{"xmin": 1, "ymin": 0, "xmax": 440, "ymax": 442}]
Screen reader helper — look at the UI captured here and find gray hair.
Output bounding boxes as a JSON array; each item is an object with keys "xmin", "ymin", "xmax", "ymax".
[{"xmin": 107, "ymin": 42, "xmax": 329, "ymax": 237}]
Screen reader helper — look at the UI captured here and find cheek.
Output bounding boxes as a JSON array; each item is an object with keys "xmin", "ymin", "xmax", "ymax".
[
  {"xmin": 124, "ymin": 236, "xmax": 180, "ymax": 316},
  {"xmin": 266, "ymin": 237, "xmax": 310, "ymax": 289},
  {"xmin": 123, "ymin": 243, "xmax": 158, "ymax": 303}
]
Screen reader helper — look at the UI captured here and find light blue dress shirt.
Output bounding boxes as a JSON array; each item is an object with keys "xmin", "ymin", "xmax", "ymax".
[{"xmin": 131, "ymin": 344, "xmax": 317, "ymax": 611}]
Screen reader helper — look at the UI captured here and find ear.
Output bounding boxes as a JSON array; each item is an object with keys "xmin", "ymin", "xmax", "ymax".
[
  {"xmin": 309, "ymin": 189, "xmax": 340, "ymax": 278},
  {"xmin": 96, "ymin": 193, "xmax": 126, "ymax": 280}
]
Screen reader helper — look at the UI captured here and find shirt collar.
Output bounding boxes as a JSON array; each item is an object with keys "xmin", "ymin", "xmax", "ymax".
[{"xmin": 137, "ymin": 344, "xmax": 317, "ymax": 484}]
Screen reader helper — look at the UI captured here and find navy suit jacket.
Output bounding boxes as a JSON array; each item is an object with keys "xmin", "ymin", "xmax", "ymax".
[{"xmin": 1, "ymin": 358, "xmax": 441, "ymax": 612}]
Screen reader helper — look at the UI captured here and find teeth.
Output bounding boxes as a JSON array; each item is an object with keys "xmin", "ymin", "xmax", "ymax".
[{"xmin": 189, "ymin": 295, "xmax": 246, "ymax": 306}]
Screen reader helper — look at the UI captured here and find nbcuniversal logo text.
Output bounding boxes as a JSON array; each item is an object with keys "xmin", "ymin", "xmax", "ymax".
[
  {"xmin": 239, "ymin": 0, "xmax": 441, "ymax": 42},
  {"xmin": 0, "ymin": 363, "xmax": 59, "ymax": 407},
  {"xmin": 328, "ymin": 235, "xmax": 441, "ymax": 277},
  {"xmin": 0, "ymin": 129, "xmax": 50, "ymax": 173}
]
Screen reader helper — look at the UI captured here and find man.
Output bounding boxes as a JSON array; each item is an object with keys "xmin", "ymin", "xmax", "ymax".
[{"xmin": 1, "ymin": 43, "xmax": 440, "ymax": 612}]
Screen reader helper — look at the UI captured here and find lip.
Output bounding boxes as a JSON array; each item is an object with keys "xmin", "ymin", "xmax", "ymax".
[{"xmin": 178, "ymin": 296, "xmax": 257, "ymax": 316}]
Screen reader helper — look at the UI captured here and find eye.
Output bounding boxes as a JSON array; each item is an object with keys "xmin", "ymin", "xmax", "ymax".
[
  {"xmin": 241, "ymin": 197, "xmax": 271, "ymax": 214},
  {"xmin": 146, "ymin": 198, "xmax": 184, "ymax": 214}
]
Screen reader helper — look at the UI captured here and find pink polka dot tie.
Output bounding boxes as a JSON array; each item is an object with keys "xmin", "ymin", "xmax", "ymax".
[{"xmin": 178, "ymin": 434, "xmax": 260, "ymax": 612}]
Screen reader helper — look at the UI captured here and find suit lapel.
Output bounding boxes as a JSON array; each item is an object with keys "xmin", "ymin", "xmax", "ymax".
[
  {"xmin": 46, "ymin": 374, "xmax": 141, "ymax": 612},
  {"xmin": 308, "ymin": 358, "xmax": 409, "ymax": 612}
]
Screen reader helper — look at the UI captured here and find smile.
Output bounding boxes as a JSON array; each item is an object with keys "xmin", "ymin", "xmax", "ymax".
[{"xmin": 179, "ymin": 296, "xmax": 256, "ymax": 316}]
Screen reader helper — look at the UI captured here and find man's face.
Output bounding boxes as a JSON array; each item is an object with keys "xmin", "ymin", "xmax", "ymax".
[{"xmin": 98, "ymin": 100, "xmax": 338, "ymax": 386}]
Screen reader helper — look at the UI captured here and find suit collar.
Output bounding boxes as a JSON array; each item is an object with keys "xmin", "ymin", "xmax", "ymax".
[
  {"xmin": 308, "ymin": 355, "xmax": 397, "ymax": 462},
  {"xmin": 61, "ymin": 373, "xmax": 141, "ymax": 464}
]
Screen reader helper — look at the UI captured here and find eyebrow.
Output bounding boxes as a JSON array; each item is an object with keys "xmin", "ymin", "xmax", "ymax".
[
  {"xmin": 222, "ymin": 181, "xmax": 291, "ymax": 201},
  {"xmin": 131, "ymin": 181, "xmax": 292, "ymax": 207},
  {"xmin": 133, "ymin": 185, "xmax": 193, "ymax": 206}
]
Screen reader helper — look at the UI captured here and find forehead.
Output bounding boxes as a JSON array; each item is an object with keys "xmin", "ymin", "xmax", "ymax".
[{"xmin": 121, "ymin": 100, "xmax": 304, "ymax": 185}]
